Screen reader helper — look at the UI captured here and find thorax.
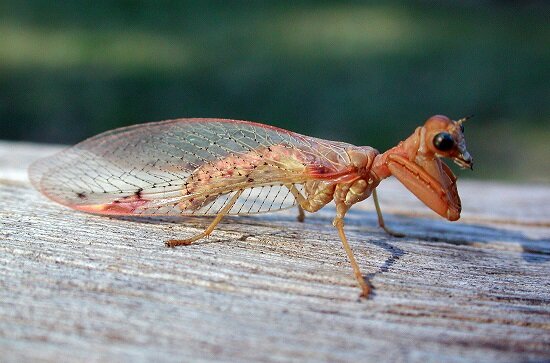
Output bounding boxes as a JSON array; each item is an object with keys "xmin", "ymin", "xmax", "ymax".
[{"xmin": 304, "ymin": 146, "xmax": 380, "ymax": 205}]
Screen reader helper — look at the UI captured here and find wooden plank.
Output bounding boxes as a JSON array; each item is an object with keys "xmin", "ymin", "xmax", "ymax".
[{"xmin": 1, "ymin": 140, "xmax": 549, "ymax": 363}]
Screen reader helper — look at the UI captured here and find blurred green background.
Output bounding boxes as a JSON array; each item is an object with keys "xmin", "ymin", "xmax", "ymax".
[{"xmin": 1, "ymin": 1, "xmax": 548, "ymax": 182}]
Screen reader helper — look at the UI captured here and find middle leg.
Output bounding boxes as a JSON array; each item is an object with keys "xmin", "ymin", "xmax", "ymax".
[{"xmin": 333, "ymin": 217, "xmax": 371, "ymax": 298}]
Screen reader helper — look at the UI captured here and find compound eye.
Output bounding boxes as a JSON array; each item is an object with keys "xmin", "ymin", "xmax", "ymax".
[{"xmin": 433, "ymin": 132, "xmax": 454, "ymax": 151}]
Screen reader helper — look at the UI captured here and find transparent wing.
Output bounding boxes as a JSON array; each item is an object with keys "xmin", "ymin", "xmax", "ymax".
[{"xmin": 29, "ymin": 118, "xmax": 355, "ymax": 216}]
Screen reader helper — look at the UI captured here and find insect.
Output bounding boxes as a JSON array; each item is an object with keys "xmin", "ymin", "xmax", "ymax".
[{"xmin": 29, "ymin": 115, "xmax": 473, "ymax": 298}]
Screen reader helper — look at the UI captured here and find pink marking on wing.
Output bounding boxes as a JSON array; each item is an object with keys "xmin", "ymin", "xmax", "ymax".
[{"xmin": 75, "ymin": 194, "xmax": 149, "ymax": 215}]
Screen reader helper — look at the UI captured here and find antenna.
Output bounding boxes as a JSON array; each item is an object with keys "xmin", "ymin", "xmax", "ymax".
[{"xmin": 456, "ymin": 114, "xmax": 474, "ymax": 125}]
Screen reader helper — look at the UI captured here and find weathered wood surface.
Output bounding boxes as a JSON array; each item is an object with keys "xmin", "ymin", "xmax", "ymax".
[{"xmin": 0, "ymin": 140, "xmax": 549, "ymax": 363}]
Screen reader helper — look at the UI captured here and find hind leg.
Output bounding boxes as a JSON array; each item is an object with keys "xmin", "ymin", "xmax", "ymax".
[
  {"xmin": 166, "ymin": 190, "xmax": 243, "ymax": 247},
  {"xmin": 333, "ymin": 216, "xmax": 371, "ymax": 298}
]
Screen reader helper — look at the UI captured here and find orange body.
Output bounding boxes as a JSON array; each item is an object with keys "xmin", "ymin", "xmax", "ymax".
[{"xmin": 29, "ymin": 114, "xmax": 473, "ymax": 298}]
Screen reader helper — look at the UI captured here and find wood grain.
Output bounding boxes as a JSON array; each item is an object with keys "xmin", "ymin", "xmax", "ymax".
[{"xmin": 1, "ymin": 140, "xmax": 549, "ymax": 363}]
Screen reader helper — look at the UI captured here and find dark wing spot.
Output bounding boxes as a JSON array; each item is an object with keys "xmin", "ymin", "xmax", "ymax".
[{"xmin": 76, "ymin": 192, "xmax": 87, "ymax": 199}]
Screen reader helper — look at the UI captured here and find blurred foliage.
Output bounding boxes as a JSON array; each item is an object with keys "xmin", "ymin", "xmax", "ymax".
[{"xmin": 0, "ymin": 1, "xmax": 548, "ymax": 181}]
